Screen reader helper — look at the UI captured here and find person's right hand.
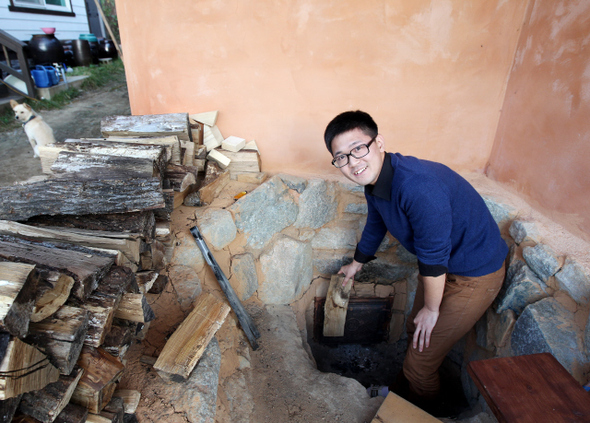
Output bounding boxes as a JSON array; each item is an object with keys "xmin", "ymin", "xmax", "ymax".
[{"xmin": 338, "ymin": 260, "xmax": 363, "ymax": 288}]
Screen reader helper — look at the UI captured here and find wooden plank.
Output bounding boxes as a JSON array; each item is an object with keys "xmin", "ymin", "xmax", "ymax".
[
  {"xmin": 323, "ymin": 274, "xmax": 350, "ymax": 337},
  {"xmin": 18, "ymin": 367, "xmax": 84, "ymax": 423},
  {"xmin": 0, "ymin": 178, "xmax": 165, "ymax": 222},
  {"xmin": 0, "ymin": 334, "xmax": 60, "ymax": 400},
  {"xmin": 370, "ymin": 392, "xmax": 441, "ymax": 423},
  {"xmin": 467, "ymin": 353, "xmax": 590, "ymax": 423},
  {"xmin": 0, "ymin": 221, "xmax": 141, "ymax": 266},
  {"xmin": 189, "ymin": 111, "xmax": 218, "ymax": 127},
  {"xmin": 101, "ymin": 113, "xmax": 191, "ymax": 142},
  {"xmin": 0, "ymin": 262, "xmax": 39, "ymax": 337},
  {"xmin": 26, "ymin": 306, "xmax": 89, "ymax": 375},
  {"xmin": 153, "ymin": 292, "xmax": 230, "ymax": 379},
  {"xmin": 31, "ymin": 270, "xmax": 75, "ymax": 323},
  {"xmin": 114, "ymin": 294, "xmax": 155, "ymax": 323},
  {"xmin": 0, "ymin": 237, "xmax": 115, "ymax": 301}
]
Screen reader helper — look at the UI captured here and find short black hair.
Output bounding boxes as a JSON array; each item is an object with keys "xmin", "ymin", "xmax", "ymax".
[{"xmin": 324, "ymin": 110, "xmax": 378, "ymax": 154}]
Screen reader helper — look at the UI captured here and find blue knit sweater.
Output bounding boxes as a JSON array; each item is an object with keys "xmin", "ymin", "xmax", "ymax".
[{"xmin": 354, "ymin": 153, "xmax": 508, "ymax": 277}]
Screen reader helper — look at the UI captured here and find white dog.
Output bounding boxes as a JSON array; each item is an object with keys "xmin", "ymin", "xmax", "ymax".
[{"xmin": 10, "ymin": 100, "xmax": 56, "ymax": 158}]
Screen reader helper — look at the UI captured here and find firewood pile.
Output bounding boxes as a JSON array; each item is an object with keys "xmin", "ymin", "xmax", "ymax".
[{"xmin": 0, "ymin": 111, "xmax": 261, "ymax": 422}]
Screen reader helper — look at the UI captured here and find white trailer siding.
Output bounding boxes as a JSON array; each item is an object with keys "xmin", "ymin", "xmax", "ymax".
[{"xmin": 0, "ymin": 0, "xmax": 90, "ymax": 42}]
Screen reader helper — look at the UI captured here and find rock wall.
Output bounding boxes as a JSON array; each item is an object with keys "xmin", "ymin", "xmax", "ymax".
[{"xmin": 194, "ymin": 172, "xmax": 590, "ymax": 405}]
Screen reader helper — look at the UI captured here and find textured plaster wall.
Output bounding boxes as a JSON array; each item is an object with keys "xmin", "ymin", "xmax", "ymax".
[
  {"xmin": 486, "ymin": 0, "xmax": 590, "ymax": 241},
  {"xmin": 115, "ymin": 0, "xmax": 525, "ymax": 176}
]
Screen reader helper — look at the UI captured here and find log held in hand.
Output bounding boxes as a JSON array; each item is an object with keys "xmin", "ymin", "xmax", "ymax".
[{"xmin": 189, "ymin": 226, "xmax": 260, "ymax": 350}]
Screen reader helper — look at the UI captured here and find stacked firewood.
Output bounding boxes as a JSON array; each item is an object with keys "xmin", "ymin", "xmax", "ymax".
[{"xmin": 0, "ymin": 111, "xmax": 259, "ymax": 423}]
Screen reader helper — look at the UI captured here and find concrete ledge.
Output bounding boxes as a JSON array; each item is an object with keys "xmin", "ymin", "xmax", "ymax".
[{"xmin": 35, "ymin": 75, "xmax": 89, "ymax": 100}]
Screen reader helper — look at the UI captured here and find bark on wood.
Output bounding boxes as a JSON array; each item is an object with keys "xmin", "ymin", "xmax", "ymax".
[
  {"xmin": 0, "ymin": 178, "xmax": 165, "ymax": 222},
  {"xmin": 112, "ymin": 390, "xmax": 140, "ymax": 415},
  {"xmin": 0, "ymin": 334, "xmax": 60, "ymax": 400},
  {"xmin": 147, "ymin": 274, "xmax": 168, "ymax": 295},
  {"xmin": 26, "ymin": 212, "xmax": 156, "ymax": 244},
  {"xmin": 50, "ymin": 152, "xmax": 161, "ymax": 181},
  {"xmin": 102, "ymin": 322, "xmax": 134, "ymax": 358},
  {"xmin": 0, "ymin": 221, "xmax": 141, "ymax": 266},
  {"xmin": 0, "ymin": 237, "xmax": 115, "ymax": 301},
  {"xmin": 38, "ymin": 140, "xmax": 166, "ymax": 177},
  {"xmin": 71, "ymin": 347, "xmax": 124, "ymax": 414},
  {"xmin": 77, "ymin": 295, "xmax": 118, "ymax": 348},
  {"xmin": 0, "ymin": 394, "xmax": 22, "ymax": 423},
  {"xmin": 154, "ymin": 292, "xmax": 230, "ymax": 380},
  {"xmin": 77, "ymin": 136, "xmax": 181, "ymax": 165},
  {"xmin": 134, "ymin": 272, "xmax": 158, "ymax": 294},
  {"xmin": 0, "ymin": 262, "xmax": 39, "ymax": 337},
  {"xmin": 101, "ymin": 113, "xmax": 191, "ymax": 142},
  {"xmin": 31, "ymin": 270, "xmax": 75, "ymax": 323},
  {"xmin": 18, "ymin": 367, "xmax": 84, "ymax": 423},
  {"xmin": 163, "ymin": 164, "xmax": 200, "ymax": 191},
  {"xmin": 114, "ymin": 294, "xmax": 155, "ymax": 323},
  {"xmin": 139, "ymin": 240, "xmax": 165, "ymax": 272},
  {"xmin": 323, "ymin": 274, "xmax": 350, "ymax": 337},
  {"xmin": 101, "ymin": 396, "xmax": 124, "ymax": 423},
  {"xmin": 26, "ymin": 306, "xmax": 89, "ymax": 375},
  {"xmin": 53, "ymin": 403, "xmax": 88, "ymax": 423}
]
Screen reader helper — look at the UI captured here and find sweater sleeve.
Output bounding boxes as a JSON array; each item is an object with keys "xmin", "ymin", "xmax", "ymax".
[
  {"xmin": 399, "ymin": 176, "xmax": 453, "ymax": 277},
  {"xmin": 355, "ymin": 195, "xmax": 388, "ymax": 263}
]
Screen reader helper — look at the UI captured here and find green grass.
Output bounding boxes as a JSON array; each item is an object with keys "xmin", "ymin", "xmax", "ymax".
[{"xmin": 0, "ymin": 58, "xmax": 126, "ymax": 132}]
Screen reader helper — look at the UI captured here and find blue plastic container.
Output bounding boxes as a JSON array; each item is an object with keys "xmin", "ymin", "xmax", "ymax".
[
  {"xmin": 31, "ymin": 66, "xmax": 51, "ymax": 88},
  {"xmin": 43, "ymin": 66, "xmax": 60, "ymax": 85}
]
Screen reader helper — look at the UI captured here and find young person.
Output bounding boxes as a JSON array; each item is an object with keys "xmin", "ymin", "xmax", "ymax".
[{"xmin": 324, "ymin": 110, "xmax": 508, "ymax": 409}]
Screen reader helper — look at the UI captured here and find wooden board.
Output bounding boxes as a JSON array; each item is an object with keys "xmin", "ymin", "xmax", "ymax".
[
  {"xmin": 467, "ymin": 353, "xmax": 590, "ymax": 423},
  {"xmin": 0, "ymin": 178, "xmax": 165, "ymax": 222},
  {"xmin": 371, "ymin": 392, "xmax": 441, "ymax": 423},
  {"xmin": 101, "ymin": 113, "xmax": 191, "ymax": 142},
  {"xmin": 153, "ymin": 292, "xmax": 230, "ymax": 379},
  {"xmin": 323, "ymin": 274, "xmax": 350, "ymax": 337}
]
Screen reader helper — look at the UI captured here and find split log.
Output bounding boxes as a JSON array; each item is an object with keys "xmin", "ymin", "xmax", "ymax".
[
  {"xmin": 189, "ymin": 111, "xmax": 218, "ymax": 127},
  {"xmin": 163, "ymin": 164, "xmax": 199, "ymax": 192},
  {"xmin": 202, "ymin": 125, "xmax": 223, "ymax": 152},
  {"xmin": 37, "ymin": 140, "xmax": 167, "ymax": 177},
  {"xmin": 31, "ymin": 270, "xmax": 75, "ymax": 323},
  {"xmin": 207, "ymin": 149, "xmax": 230, "ymax": 169},
  {"xmin": 0, "ymin": 237, "xmax": 115, "ymax": 300},
  {"xmin": 0, "ymin": 262, "xmax": 39, "ymax": 337},
  {"xmin": 102, "ymin": 322, "xmax": 134, "ymax": 358},
  {"xmin": 0, "ymin": 333, "xmax": 60, "ymax": 400},
  {"xmin": 154, "ymin": 292, "xmax": 230, "ymax": 380},
  {"xmin": 18, "ymin": 367, "xmax": 84, "ymax": 423},
  {"xmin": 147, "ymin": 274, "xmax": 168, "ymax": 295},
  {"xmin": 50, "ymin": 152, "xmax": 161, "ymax": 181},
  {"xmin": 0, "ymin": 394, "xmax": 22, "ymax": 423},
  {"xmin": 25, "ymin": 212, "xmax": 156, "ymax": 244},
  {"xmin": 78, "ymin": 295, "xmax": 118, "ymax": 348},
  {"xmin": 198, "ymin": 170, "xmax": 230, "ymax": 205},
  {"xmin": 222, "ymin": 150, "xmax": 261, "ymax": 173},
  {"xmin": 71, "ymin": 347, "xmax": 124, "ymax": 414},
  {"xmin": 101, "ymin": 396, "xmax": 124, "ymax": 423},
  {"xmin": 78, "ymin": 137, "xmax": 181, "ymax": 165},
  {"xmin": 112, "ymin": 390, "xmax": 140, "ymax": 415},
  {"xmin": 114, "ymin": 294, "xmax": 155, "ymax": 323},
  {"xmin": 139, "ymin": 240, "xmax": 165, "ymax": 271},
  {"xmin": 26, "ymin": 306, "xmax": 89, "ymax": 375},
  {"xmin": 0, "ymin": 178, "xmax": 165, "ymax": 222},
  {"xmin": 0, "ymin": 221, "xmax": 141, "ymax": 266},
  {"xmin": 323, "ymin": 274, "xmax": 351, "ymax": 337},
  {"xmin": 101, "ymin": 113, "xmax": 191, "ymax": 142},
  {"xmin": 53, "ymin": 403, "xmax": 88, "ymax": 423},
  {"xmin": 134, "ymin": 272, "xmax": 158, "ymax": 295},
  {"xmin": 180, "ymin": 141, "xmax": 195, "ymax": 167}
]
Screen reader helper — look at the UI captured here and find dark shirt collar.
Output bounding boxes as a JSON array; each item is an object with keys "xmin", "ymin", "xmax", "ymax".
[{"xmin": 365, "ymin": 152, "xmax": 393, "ymax": 201}]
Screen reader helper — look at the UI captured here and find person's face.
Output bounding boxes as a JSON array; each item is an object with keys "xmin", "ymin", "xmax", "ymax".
[{"xmin": 331, "ymin": 128, "xmax": 385, "ymax": 186}]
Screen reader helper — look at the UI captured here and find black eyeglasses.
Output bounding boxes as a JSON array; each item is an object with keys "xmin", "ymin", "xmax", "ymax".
[{"xmin": 331, "ymin": 137, "xmax": 376, "ymax": 168}]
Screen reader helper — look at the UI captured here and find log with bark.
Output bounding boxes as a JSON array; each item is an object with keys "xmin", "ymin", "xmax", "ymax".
[
  {"xmin": 101, "ymin": 114, "xmax": 191, "ymax": 142},
  {"xmin": 0, "ymin": 262, "xmax": 39, "ymax": 337},
  {"xmin": 114, "ymin": 294, "xmax": 155, "ymax": 324},
  {"xmin": 0, "ymin": 178, "xmax": 165, "ymax": 222},
  {"xmin": 31, "ymin": 270, "xmax": 75, "ymax": 323},
  {"xmin": 53, "ymin": 403, "xmax": 88, "ymax": 423}
]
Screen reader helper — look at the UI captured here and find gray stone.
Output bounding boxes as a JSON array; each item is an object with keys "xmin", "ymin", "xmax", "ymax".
[
  {"xmin": 555, "ymin": 257, "xmax": 590, "ymax": 305},
  {"xmin": 197, "ymin": 208, "xmax": 236, "ymax": 250},
  {"xmin": 311, "ymin": 226, "xmax": 357, "ymax": 250},
  {"xmin": 488, "ymin": 308, "xmax": 516, "ymax": 349},
  {"xmin": 355, "ymin": 258, "xmax": 417, "ymax": 284},
  {"xmin": 170, "ymin": 230, "xmax": 205, "ymax": 273},
  {"xmin": 509, "ymin": 220, "xmax": 540, "ymax": 244},
  {"xmin": 294, "ymin": 179, "xmax": 337, "ymax": 229},
  {"xmin": 183, "ymin": 191, "xmax": 202, "ymax": 207},
  {"xmin": 405, "ymin": 272, "xmax": 419, "ymax": 317},
  {"xmin": 259, "ymin": 235, "xmax": 313, "ymax": 304},
  {"xmin": 511, "ymin": 297, "xmax": 585, "ymax": 376},
  {"xmin": 483, "ymin": 196, "xmax": 516, "ymax": 225},
  {"xmin": 337, "ymin": 180, "xmax": 364, "ymax": 193},
  {"xmin": 523, "ymin": 243, "xmax": 561, "ymax": 282},
  {"xmin": 475, "ymin": 312, "xmax": 491, "ymax": 351},
  {"xmin": 230, "ymin": 253, "xmax": 258, "ymax": 301},
  {"xmin": 230, "ymin": 175, "xmax": 299, "ymax": 249},
  {"xmin": 377, "ymin": 234, "xmax": 398, "ymax": 252},
  {"xmin": 345, "ymin": 202, "xmax": 368, "ymax": 214},
  {"xmin": 167, "ymin": 265, "xmax": 202, "ymax": 312},
  {"xmin": 585, "ymin": 312, "xmax": 590, "ymax": 353},
  {"xmin": 496, "ymin": 263, "xmax": 548, "ymax": 315},
  {"xmin": 276, "ymin": 173, "xmax": 307, "ymax": 192},
  {"xmin": 396, "ymin": 245, "xmax": 417, "ymax": 263},
  {"xmin": 313, "ymin": 252, "xmax": 352, "ymax": 275}
]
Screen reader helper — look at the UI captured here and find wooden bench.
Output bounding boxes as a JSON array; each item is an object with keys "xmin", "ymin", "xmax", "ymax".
[{"xmin": 467, "ymin": 353, "xmax": 590, "ymax": 423}]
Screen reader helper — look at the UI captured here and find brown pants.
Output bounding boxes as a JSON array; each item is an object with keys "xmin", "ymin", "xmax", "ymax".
[{"xmin": 403, "ymin": 264, "xmax": 506, "ymax": 398}]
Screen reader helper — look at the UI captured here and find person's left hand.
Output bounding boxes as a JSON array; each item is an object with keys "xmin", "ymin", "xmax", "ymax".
[{"xmin": 412, "ymin": 306, "xmax": 440, "ymax": 352}]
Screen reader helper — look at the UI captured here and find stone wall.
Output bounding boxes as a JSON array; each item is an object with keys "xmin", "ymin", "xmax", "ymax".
[{"xmin": 192, "ymin": 173, "xmax": 590, "ymax": 404}]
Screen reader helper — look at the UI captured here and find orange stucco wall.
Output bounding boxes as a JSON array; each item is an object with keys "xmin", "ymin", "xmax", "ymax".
[
  {"xmin": 115, "ymin": 0, "xmax": 526, "ymax": 176},
  {"xmin": 486, "ymin": 0, "xmax": 590, "ymax": 240}
]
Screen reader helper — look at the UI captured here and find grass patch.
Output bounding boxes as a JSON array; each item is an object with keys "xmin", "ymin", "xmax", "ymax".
[{"xmin": 0, "ymin": 59, "xmax": 126, "ymax": 132}]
